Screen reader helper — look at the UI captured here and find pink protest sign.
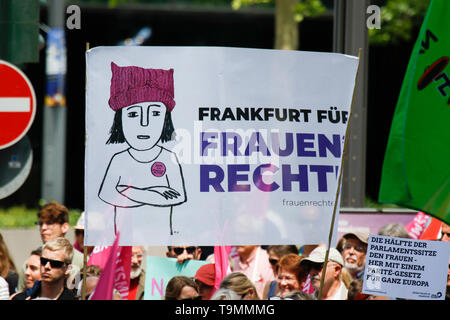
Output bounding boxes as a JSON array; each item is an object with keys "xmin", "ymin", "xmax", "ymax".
[{"xmin": 88, "ymin": 233, "xmax": 132, "ymax": 300}]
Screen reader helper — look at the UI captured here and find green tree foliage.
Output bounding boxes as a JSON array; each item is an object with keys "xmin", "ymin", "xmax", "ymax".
[
  {"xmin": 0, "ymin": 206, "xmax": 82, "ymax": 228},
  {"xmin": 369, "ymin": 0, "xmax": 431, "ymax": 45},
  {"xmin": 73, "ymin": 0, "xmax": 234, "ymax": 7},
  {"xmin": 293, "ymin": 0, "xmax": 326, "ymax": 22},
  {"xmin": 232, "ymin": 0, "xmax": 326, "ymax": 50},
  {"xmin": 231, "ymin": 0, "xmax": 271, "ymax": 10},
  {"xmin": 231, "ymin": 0, "xmax": 326, "ymax": 22}
]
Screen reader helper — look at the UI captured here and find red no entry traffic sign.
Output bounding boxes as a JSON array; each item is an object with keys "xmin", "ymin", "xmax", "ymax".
[{"xmin": 0, "ymin": 60, "xmax": 36, "ymax": 150}]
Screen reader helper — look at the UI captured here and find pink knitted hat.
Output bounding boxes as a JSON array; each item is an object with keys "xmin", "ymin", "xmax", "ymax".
[{"xmin": 108, "ymin": 62, "xmax": 175, "ymax": 112}]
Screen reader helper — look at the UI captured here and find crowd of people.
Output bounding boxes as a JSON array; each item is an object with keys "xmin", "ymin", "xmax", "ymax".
[{"xmin": 0, "ymin": 201, "xmax": 449, "ymax": 300}]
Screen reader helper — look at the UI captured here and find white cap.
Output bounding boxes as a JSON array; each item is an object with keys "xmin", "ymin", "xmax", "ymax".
[{"xmin": 302, "ymin": 246, "xmax": 344, "ymax": 266}]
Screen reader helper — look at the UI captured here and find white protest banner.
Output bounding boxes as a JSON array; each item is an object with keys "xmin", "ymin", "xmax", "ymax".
[
  {"xmin": 363, "ymin": 234, "xmax": 450, "ymax": 300},
  {"xmin": 85, "ymin": 46, "xmax": 359, "ymax": 246}
]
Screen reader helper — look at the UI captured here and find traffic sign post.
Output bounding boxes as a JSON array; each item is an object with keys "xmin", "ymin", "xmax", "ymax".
[{"xmin": 0, "ymin": 60, "xmax": 36, "ymax": 150}]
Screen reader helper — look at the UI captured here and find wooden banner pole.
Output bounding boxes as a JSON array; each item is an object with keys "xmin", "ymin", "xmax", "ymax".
[
  {"xmin": 81, "ymin": 245, "xmax": 88, "ymax": 300},
  {"xmin": 81, "ymin": 42, "xmax": 90, "ymax": 301},
  {"xmin": 317, "ymin": 48, "xmax": 362, "ymax": 300}
]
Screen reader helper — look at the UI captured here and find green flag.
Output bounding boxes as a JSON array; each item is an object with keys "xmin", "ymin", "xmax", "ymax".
[{"xmin": 378, "ymin": 0, "xmax": 450, "ymax": 225}]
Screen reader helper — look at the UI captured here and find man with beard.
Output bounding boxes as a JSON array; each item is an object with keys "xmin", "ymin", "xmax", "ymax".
[
  {"xmin": 338, "ymin": 231, "xmax": 368, "ymax": 280},
  {"xmin": 128, "ymin": 246, "xmax": 146, "ymax": 300}
]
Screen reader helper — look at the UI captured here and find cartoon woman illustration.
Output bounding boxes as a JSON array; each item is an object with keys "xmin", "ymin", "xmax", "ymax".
[{"xmin": 98, "ymin": 62, "xmax": 187, "ymax": 237}]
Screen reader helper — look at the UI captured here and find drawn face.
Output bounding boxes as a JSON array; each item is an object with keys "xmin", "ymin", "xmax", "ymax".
[{"xmin": 121, "ymin": 102, "xmax": 167, "ymax": 151}]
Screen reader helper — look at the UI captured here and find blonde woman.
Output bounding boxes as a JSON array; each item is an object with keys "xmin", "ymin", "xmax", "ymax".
[{"xmin": 219, "ymin": 272, "xmax": 260, "ymax": 300}]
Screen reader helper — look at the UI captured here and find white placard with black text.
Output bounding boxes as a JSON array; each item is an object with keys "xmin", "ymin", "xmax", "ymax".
[{"xmin": 363, "ymin": 234, "xmax": 450, "ymax": 300}]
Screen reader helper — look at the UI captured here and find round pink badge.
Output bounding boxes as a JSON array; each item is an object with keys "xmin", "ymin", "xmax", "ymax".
[{"xmin": 151, "ymin": 162, "xmax": 166, "ymax": 177}]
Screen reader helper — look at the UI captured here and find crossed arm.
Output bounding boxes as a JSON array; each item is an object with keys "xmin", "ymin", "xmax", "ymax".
[{"xmin": 98, "ymin": 156, "xmax": 186, "ymax": 208}]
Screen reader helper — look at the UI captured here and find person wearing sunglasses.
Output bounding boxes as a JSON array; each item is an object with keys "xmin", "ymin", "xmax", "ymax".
[
  {"xmin": 17, "ymin": 202, "xmax": 84, "ymax": 293},
  {"xmin": 440, "ymin": 223, "xmax": 450, "ymax": 242},
  {"xmin": 338, "ymin": 231, "xmax": 369, "ymax": 280},
  {"xmin": 166, "ymin": 246, "xmax": 202, "ymax": 265},
  {"xmin": 12, "ymin": 237, "xmax": 76, "ymax": 300},
  {"xmin": 300, "ymin": 246, "xmax": 347, "ymax": 300}
]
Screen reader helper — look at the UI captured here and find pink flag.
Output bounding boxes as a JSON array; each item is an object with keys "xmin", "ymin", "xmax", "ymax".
[
  {"xmin": 88, "ymin": 246, "xmax": 113, "ymax": 269},
  {"xmin": 89, "ymin": 233, "xmax": 132, "ymax": 300},
  {"xmin": 90, "ymin": 233, "xmax": 120, "ymax": 300},
  {"xmin": 213, "ymin": 246, "xmax": 232, "ymax": 291},
  {"xmin": 405, "ymin": 211, "xmax": 430, "ymax": 239},
  {"xmin": 114, "ymin": 245, "xmax": 131, "ymax": 299}
]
